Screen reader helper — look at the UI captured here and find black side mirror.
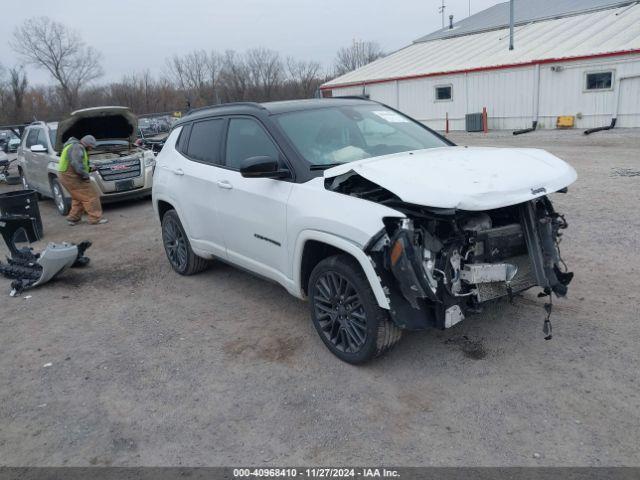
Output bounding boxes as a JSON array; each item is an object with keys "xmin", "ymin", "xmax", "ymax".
[{"xmin": 240, "ymin": 156, "xmax": 289, "ymax": 179}]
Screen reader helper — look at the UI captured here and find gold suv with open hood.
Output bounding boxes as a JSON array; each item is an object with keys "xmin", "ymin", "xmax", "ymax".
[{"xmin": 16, "ymin": 106, "xmax": 155, "ymax": 215}]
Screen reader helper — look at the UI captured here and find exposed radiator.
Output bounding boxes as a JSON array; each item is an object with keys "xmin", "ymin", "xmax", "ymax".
[{"xmin": 475, "ymin": 254, "xmax": 537, "ymax": 302}]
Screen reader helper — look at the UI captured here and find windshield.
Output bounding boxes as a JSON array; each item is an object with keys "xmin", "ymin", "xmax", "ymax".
[{"xmin": 274, "ymin": 104, "xmax": 448, "ymax": 167}]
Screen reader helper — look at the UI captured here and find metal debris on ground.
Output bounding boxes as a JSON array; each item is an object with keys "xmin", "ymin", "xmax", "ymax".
[
  {"xmin": 0, "ymin": 215, "xmax": 92, "ymax": 295},
  {"xmin": 611, "ymin": 168, "xmax": 640, "ymax": 177}
]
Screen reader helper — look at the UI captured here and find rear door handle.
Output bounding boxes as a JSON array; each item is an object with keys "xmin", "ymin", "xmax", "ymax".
[
  {"xmin": 217, "ymin": 180, "xmax": 233, "ymax": 190},
  {"xmin": 172, "ymin": 168, "xmax": 184, "ymax": 176}
]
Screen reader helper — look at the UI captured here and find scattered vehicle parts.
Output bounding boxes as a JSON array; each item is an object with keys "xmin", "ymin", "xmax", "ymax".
[
  {"xmin": 0, "ymin": 152, "xmax": 20, "ymax": 184},
  {"xmin": 0, "ymin": 215, "xmax": 91, "ymax": 295}
]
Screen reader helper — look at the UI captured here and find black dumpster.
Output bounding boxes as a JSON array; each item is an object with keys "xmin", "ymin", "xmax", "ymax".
[{"xmin": 0, "ymin": 190, "xmax": 43, "ymax": 240}]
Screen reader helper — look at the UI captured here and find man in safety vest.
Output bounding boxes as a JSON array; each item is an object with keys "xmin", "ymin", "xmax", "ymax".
[{"xmin": 58, "ymin": 135, "xmax": 108, "ymax": 226}]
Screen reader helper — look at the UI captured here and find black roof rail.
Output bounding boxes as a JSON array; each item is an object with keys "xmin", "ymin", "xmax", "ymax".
[
  {"xmin": 332, "ymin": 95, "xmax": 371, "ymax": 101},
  {"xmin": 183, "ymin": 102, "xmax": 266, "ymax": 117}
]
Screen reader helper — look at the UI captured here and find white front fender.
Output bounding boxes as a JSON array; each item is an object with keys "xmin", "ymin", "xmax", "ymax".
[{"xmin": 292, "ymin": 230, "xmax": 390, "ymax": 310}]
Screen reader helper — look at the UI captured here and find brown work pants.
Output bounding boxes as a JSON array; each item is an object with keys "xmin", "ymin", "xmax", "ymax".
[{"xmin": 58, "ymin": 170, "xmax": 103, "ymax": 224}]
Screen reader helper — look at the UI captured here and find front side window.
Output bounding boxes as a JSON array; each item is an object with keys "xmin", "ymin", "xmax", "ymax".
[
  {"xmin": 225, "ymin": 118, "xmax": 280, "ymax": 170},
  {"xmin": 274, "ymin": 104, "xmax": 448, "ymax": 167},
  {"xmin": 25, "ymin": 129, "xmax": 39, "ymax": 148},
  {"xmin": 586, "ymin": 71, "xmax": 613, "ymax": 90},
  {"xmin": 185, "ymin": 119, "xmax": 225, "ymax": 165},
  {"xmin": 36, "ymin": 129, "xmax": 49, "ymax": 149},
  {"xmin": 435, "ymin": 85, "xmax": 452, "ymax": 101}
]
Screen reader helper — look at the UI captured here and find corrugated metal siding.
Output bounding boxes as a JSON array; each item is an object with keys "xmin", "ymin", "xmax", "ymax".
[
  {"xmin": 323, "ymin": 3, "xmax": 640, "ymax": 89},
  {"xmin": 415, "ymin": 0, "xmax": 634, "ymax": 43},
  {"xmin": 331, "ymin": 54, "xmax": 640, "ymax": 130}
]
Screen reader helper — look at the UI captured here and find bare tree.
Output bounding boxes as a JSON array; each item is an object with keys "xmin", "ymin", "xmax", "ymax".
[
  {"xmin": 218, "ymin": 50, "xmax": 250, "ymax": 103},
  {"xmin": 246, "ymin": 48, "xmax": 284, "ymax": 101},
  {"xmin": 8, "ymin": 67, "xmax": 28, "ymax": 122},
  {"xmin": 287, "ymin": 58, "xmax": 323, "ymax": 98},
  {"xmin": 11, "ymin": 16, "xmax": 103, "ymax": 110},
  {"xmin": 166, "ymin": 50, "xmax": 221, "ymax": 108},
  {"xmin": 0, "ymin": 65, "xmax": 8, "ymax": 124},
  {"xmin": 334, "ymin": 39, "xmax": 384, "ymax": 76}
]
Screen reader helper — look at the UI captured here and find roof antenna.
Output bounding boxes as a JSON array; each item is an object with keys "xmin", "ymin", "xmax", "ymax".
[{"xmin": 439, "ymin": 1, "xmax": 446, "ymax": 29}]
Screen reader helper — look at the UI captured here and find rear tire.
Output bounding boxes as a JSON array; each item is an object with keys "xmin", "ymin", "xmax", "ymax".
[
  {"xmin": 50, "ymin": 177, "xmax": 71, "ymax": 216},
  {"xmin": 308, "ymin": 254, "xmax": 402, "ymax": 364},
  {"xmin": 161, "ymin": 209, "xmax": 209, "ymax": 275}
]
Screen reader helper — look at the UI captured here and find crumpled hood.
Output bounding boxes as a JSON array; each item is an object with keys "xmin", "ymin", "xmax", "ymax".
[
  {"xmin": 55, "ymin": 106, "xmax": 137, "ymax": 152},
  {"xmin": 324, "ymin": 146, "xmax": 577, "ymax": 210}
]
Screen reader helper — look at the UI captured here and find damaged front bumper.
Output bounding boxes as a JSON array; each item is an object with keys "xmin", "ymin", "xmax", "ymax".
[
  {"xmin": 366, "ymin": 196, "xmax": 573, "ymax": 331},
  {"xmin": 0, "ymin": 215, "xmax": 91, "ymax": 294}
]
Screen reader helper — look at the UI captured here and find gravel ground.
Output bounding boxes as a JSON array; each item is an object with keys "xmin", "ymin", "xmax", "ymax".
[{"xmin": 0, "ymin": 129, "xmax": 639, "ymax": 467}]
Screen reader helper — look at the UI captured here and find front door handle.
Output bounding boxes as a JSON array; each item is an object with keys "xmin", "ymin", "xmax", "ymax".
[
  {"xmin": 216, "ymin": 180, "xmax": 233, "ymax": 190},
  {"xmin": 172, "ymin": 168, "xmax": 184, "ymax": 176}
]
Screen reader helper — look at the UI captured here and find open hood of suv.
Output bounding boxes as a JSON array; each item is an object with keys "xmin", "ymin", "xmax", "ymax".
[
  {"xmin": 55, "ymin": 106, "xmax": 137, "ymax": 152},
  {"xmin": 324, "ymin": 146, "xmax": 577, "ymax": 211}
]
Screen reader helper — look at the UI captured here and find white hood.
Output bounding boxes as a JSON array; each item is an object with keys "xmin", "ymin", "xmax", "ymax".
[{"xmin": 323, "ymin": 146, "xmax": 577, "ymax": 211}]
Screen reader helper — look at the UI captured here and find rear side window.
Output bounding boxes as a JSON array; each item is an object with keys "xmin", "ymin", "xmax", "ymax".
[
  {"xmin": 176, "ymin": 124, "xmax": 191, "ymax": 154},
  {"xmin": 25, "ymin": 129, "xmax": 39, "ymax": 148},
  {"xmin": 185, "ymin": 119, "xmax": 225, "ymax": 165},
  {"xmin": 225, "ymin": 118, "xmax": 280, "ymax": 170}
]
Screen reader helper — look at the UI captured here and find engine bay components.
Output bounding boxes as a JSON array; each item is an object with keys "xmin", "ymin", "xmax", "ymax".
[{"xmin": 366, "ymin": 196, "xmax": 573, "ymax": 332}]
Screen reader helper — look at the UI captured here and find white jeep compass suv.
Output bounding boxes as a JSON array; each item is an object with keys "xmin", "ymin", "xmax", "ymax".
[{"xmin": 153, "ymin": 98, "xmax": 576, "ymax": 363}]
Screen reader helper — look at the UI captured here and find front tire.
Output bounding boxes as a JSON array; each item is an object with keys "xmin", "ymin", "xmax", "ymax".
[
  {"xmin": 161, "ymin": 209, "xmax": 209, "ymax": 275},
  {"xmin": 50, "ymin": 178, "xmax": 71, "ymax": 216},
  {"xmin": 308, "ymin": 254, "xmax": 402, "ymax": 364}
]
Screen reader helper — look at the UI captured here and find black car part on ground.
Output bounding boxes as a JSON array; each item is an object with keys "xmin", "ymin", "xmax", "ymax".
[{"xmin": 0, "ymin": 215, "xmax": 91, "ymax": 294}]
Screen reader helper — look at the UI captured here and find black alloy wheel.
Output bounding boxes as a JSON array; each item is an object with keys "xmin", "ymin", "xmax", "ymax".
[
  {"xmin": 308, "ymin": 254, "xmax": 402, "ymax": 364},
  {"xmin": 161, "ymin": 209, "xmax": 210, "ymax": 275},
  {"xmin": 313, "ymin": 270, "xmax": 368, "ymax": 354}
]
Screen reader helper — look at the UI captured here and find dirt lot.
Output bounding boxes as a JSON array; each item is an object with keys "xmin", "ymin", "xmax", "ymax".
[{"xmin": 1, "ymin": 129, "xmax": 639, "ymax": 467}]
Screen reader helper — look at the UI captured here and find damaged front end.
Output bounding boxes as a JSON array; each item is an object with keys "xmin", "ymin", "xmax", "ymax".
[{"xmin": 364, "ymin": 197, "xmax": 573, "ymax": 332}]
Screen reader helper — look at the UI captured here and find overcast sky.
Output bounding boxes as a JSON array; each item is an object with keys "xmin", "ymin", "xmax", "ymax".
[{"xmin": 0, "ymin": 0, "xmax": 502, "ymax": 86}]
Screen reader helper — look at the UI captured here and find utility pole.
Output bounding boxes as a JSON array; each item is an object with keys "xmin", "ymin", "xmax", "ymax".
[
  {"xmin": 509, "ymin": 0, "xmax": 515, "ymax": 50},
  {"xmin": 469, "ymin": 0, "xmax": 471, "ymax": 17},
  {"xmin": 439, "ymin": 0, "xmax": 446, "ymax": 29}
]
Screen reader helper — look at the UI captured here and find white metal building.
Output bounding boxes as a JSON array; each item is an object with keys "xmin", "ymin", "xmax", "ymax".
[{"xmin": 321, "ymin": 0, "xmax": 640, "ymax": 131}]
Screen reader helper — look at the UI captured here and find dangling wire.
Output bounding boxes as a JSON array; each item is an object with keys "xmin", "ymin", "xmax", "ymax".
[{"xmin": 543, "ymin": 294, "xmax": 553, "ymax": 340}]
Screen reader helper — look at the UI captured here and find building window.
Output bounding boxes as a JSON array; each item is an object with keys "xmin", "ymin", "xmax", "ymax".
[
  {"xmin": 435, "ymin": 85, "xmax": 452, "ymax": 101},
  {"xmin": 585, "ymin": 71, "xmax": 613, "ymax": 91}
]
